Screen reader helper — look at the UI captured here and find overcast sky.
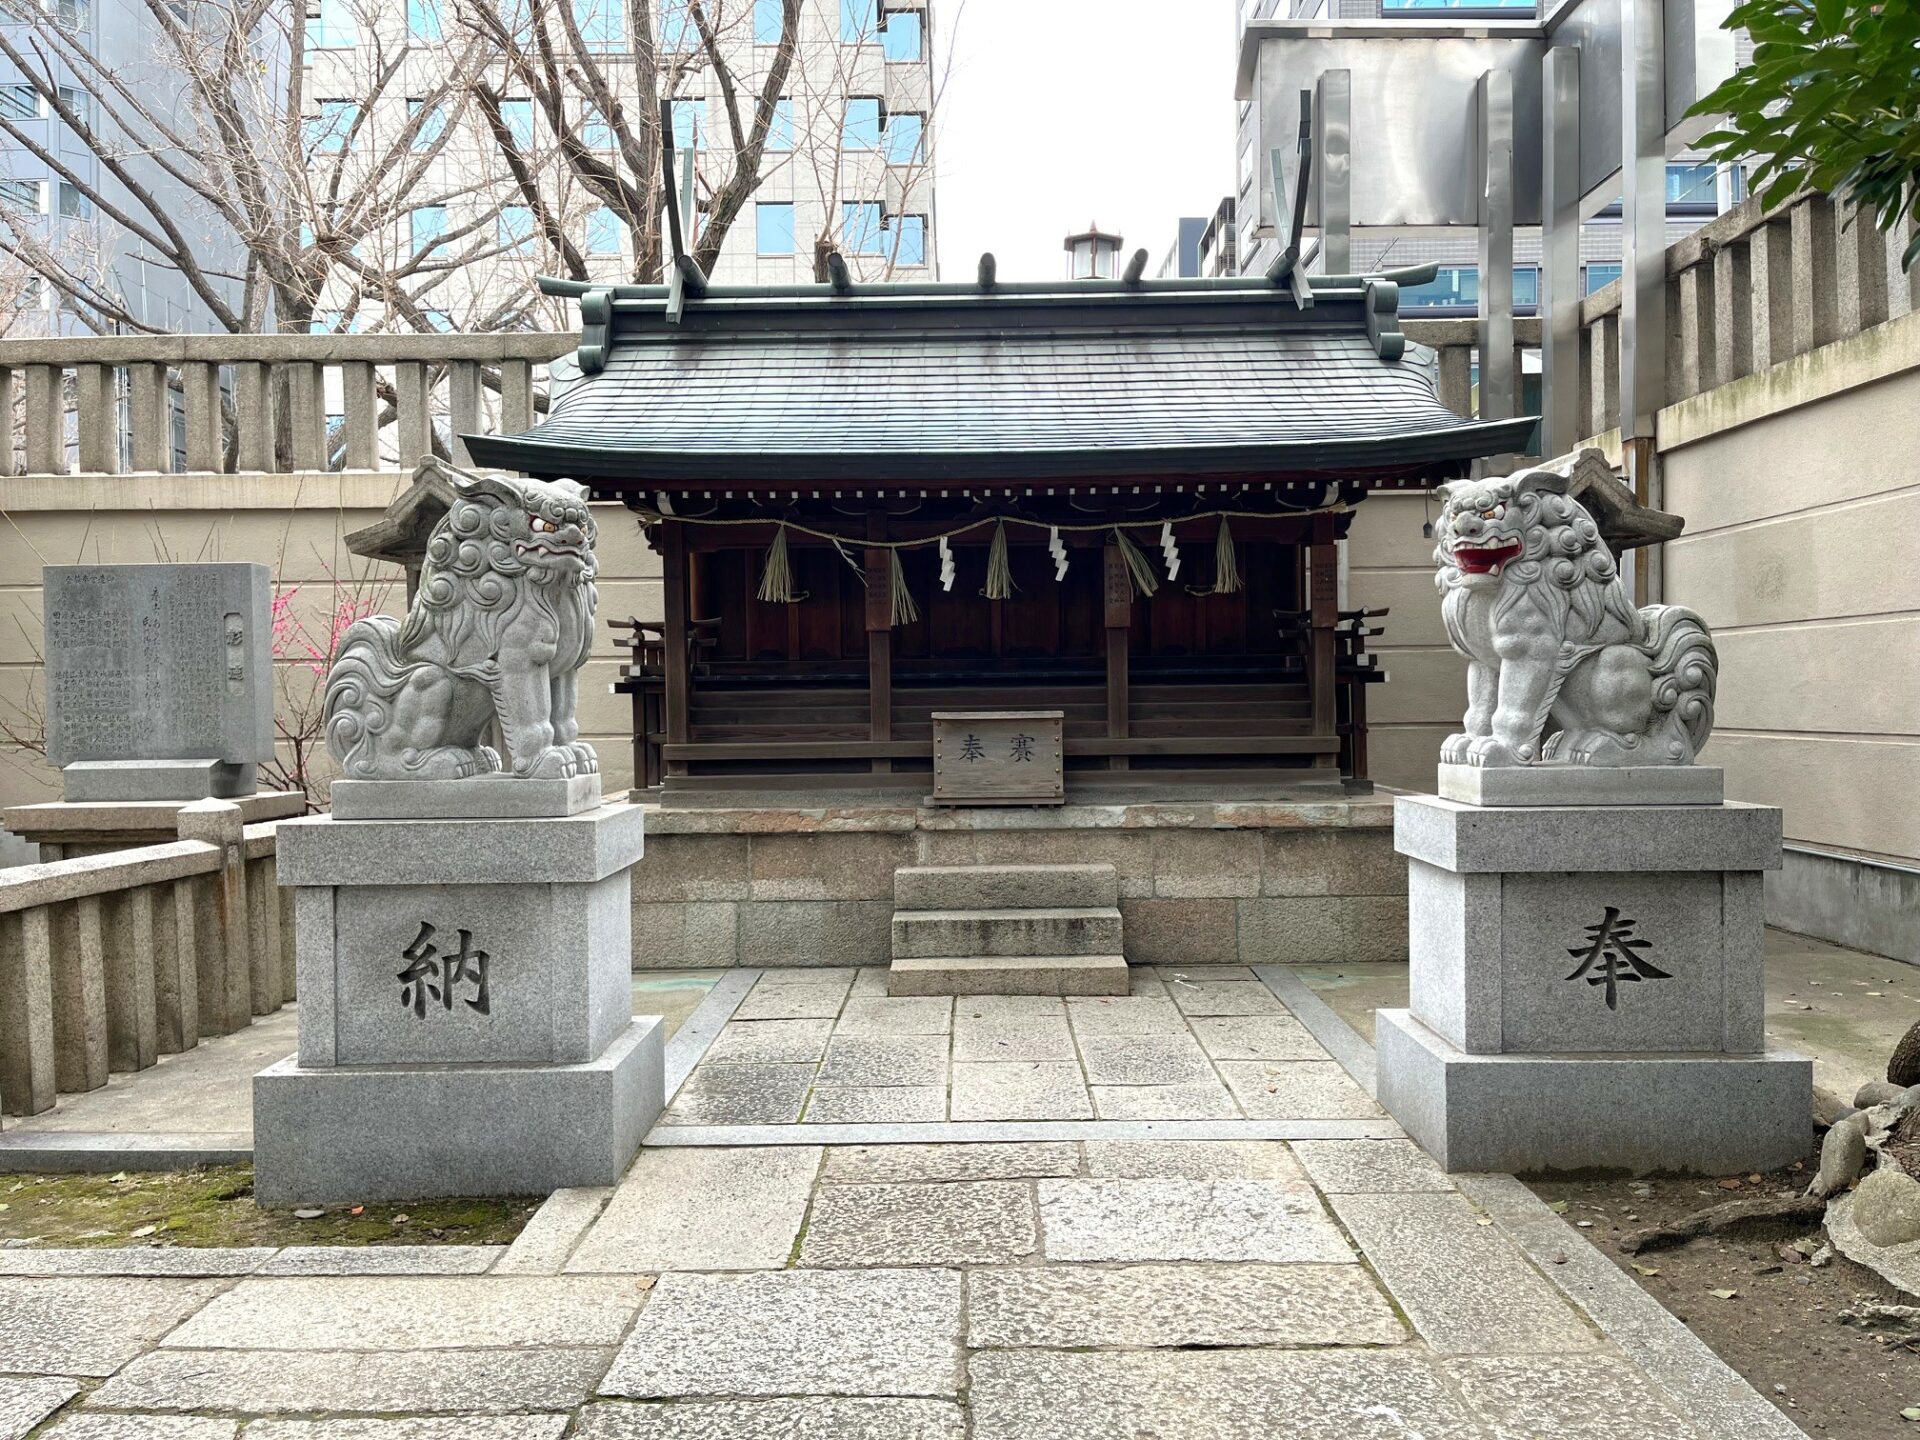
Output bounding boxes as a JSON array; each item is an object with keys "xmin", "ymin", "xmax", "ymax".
[{"xmin": 934, "ymin": 1, "xmax": 1241, "ymax": 281}]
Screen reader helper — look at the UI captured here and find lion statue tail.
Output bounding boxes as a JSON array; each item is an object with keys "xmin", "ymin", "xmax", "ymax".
[
  {"xmin": 323, "ymin": 616, "xmax": 411, "ymax": 778},
  {"xmin": 1637, "ymin": 605, "xmax": 1718, "ymax": 764}
]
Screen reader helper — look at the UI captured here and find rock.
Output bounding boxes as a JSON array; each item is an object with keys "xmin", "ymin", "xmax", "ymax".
[
  {"xmin": 1856, "ymin": 1081, "xmax": 1907, "ymax": 1109},
  {"xmin": 1813, "ymin": 1086, "xmax": 1857, "ymax": 1130},
  {"xmin": 1850, "ymin": 1169, "xmax": 1920, "ymax": 1248},
  {"xmin": 1813, "ymin": 1115, "xmax": 1870, "ymax": 1198},
  {"xmin": 1887, "ymin": 1019, "xmax": 1920, "ymax": 1088}
]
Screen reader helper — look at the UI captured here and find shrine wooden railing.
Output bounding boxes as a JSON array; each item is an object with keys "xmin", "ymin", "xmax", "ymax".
[{"xmin": 0, "ymin": 803, "xmax": 292, "ymax": 1119}]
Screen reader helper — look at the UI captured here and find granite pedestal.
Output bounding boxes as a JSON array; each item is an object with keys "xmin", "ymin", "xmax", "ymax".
[
  {"xmin": 1377, "ymin": 787, "xmax": 1810, "ymax": 1175},
  {"xmin": 254, "ymin": 800, "xmax": 662, "ymax": 1205}
]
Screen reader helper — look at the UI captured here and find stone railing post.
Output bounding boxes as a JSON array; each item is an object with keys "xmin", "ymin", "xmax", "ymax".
[
  {"xmin": 0, "ymin": 908, "xmax": 57, "ymax": 1116},
  {"xmin": 177, "ymin": 800, "xmax": 254, "ymax": 1036}
]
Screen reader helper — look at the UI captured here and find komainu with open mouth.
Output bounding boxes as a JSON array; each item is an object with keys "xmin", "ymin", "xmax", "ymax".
[
  {"xmin": 1433, "ymin": 465, "xmax": 1716, "ymax": 767},
  {"xmin": 325, "ymin": 471, "xmax": 600, "ymax": 781}
]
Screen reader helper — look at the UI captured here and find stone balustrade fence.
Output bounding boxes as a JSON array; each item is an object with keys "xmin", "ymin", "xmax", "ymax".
[
  {"xmin": 0, "ymin": 332, "xmax": 571, "ymax": 478},
  {"xmin": 1577, "ymin": 190, "xmax": 1920, "ymax": 438},
  {"xmin": 0, "ymin": 802, "xmax": 292, "ymax": 1119}
]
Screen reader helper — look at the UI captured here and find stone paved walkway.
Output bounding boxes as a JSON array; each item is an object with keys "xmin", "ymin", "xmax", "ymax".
[
  {"xmin": 0, "ymin": 965, "xmax": 1808, "ymax": 1439},
  {"xmin": 664, "ymin": 965, "xmax": 1378, "ymax": 1126}
]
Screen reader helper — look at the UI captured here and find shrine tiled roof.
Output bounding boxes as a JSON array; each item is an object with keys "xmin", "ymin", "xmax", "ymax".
[{"xmin": 466, "ymin": 275, "xmax": 1538, "ymax": 486}]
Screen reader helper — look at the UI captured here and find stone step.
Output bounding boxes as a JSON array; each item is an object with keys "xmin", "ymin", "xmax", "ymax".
[
  {"xmin": 890, "ymin": 907, "xmax": 1124, "ymax": 960},
  {"xmin": 894, "ymin": 862, "xmax": 1119, "ymax": 912},
  {"xmin": 887, "ymin": 955, "xmax": 1131, "ymax": 997}
]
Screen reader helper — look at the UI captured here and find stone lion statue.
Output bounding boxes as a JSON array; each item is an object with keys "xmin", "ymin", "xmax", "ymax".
[
  {"xmin": 1433, "ymin": 465, "xmax": 1717, "ymax": 767},
  {"xmin": 325, "ymin": 472, "xmax": 599, "ymax": 781}
]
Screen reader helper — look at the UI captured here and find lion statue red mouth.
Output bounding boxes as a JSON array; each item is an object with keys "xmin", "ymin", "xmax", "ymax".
[{"xmin": 1450, "ymin": 539, "xmax": 1524, "ymax": 575}]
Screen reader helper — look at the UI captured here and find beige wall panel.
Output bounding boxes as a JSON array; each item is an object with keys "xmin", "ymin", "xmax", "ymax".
[
  {"xmin": 1346, "ymin": 491, "xmax": 1442, "ymax": 568},
  {"xmin": 1712, "ymin": 733, "xmax": 1920, "ymax": 863},
  {"xmin": 1664, "ymin": 369, "xmax": 1920, "ymax": 533},
  {"xmin": 0, "ymin": 593, "xmax": 44, "ymax": 667},
  {"xmin": 1712, "ymin": 618, "xmax": 1920, "ymax": 739},
  {"xmin": 1345, "ymin": 569, "xmax": 1450, "ymax": 648},
  {"xmin": 1369, "ymin": 647, "xmax": 1469, "ymax": 728},
  {"xmin": 1663, "ymin": 489, "xmax": 1920, "ymax": 630},
  {"xmin": 593, "ymin": 508, "xmax": 662, "ymax": 579},
  {"xmin": 1369, "ymin": 724, "xmax": 1451, "ymax": 796}
]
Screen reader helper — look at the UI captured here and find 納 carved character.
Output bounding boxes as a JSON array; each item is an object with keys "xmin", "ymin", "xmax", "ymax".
[
  {"xmin": 324, "ymin": 473, "xmax": 600, "ymax": 781},
  {"xmin": 1432, "ymin": 466, "xmax": 1717, "ymax": 768}
]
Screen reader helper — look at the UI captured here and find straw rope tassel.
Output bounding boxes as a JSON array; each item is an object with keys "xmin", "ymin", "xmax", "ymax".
[
  {"xmin": 756, "ymin": 522, "xmax": 796, "ymax": 603},
  {"xmin": 983, "ymin": 519, "xmax": 1016, "ymax": 600},
  {"xmin": 1111, "ymin": 526, "xmax": 1159, "ymax": 598},
  {"xmin": 889, "ymin": 548, "xmax": 920, "ymax": 627},
  {"xmin": 1213, "ymin": 515, "xmax": 1242, "ymax": 595}
]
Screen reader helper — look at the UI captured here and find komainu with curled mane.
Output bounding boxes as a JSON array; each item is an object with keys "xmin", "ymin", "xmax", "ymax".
[
  {"xmin": 325, "ymin": 472, "xmax": 599, "ymax": 781},
  {"xmin": 1434, "ymin": 466, "xmax": 1716, "ymax": 767}
]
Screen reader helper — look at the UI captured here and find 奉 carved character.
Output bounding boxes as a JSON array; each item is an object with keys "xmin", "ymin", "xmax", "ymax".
[
  {"xmin": 324, "ymin": 472, "xmax": 600, "ymax": 781},
  {"xmin": 1432, "ymin": 465, "xmax": 1716, "ymax": 768}
]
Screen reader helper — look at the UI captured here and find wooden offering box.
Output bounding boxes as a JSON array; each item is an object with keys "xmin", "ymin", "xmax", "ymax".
[{"xmin": 931, "ymin": 712, "xmax": 1065, "ymax": 806}]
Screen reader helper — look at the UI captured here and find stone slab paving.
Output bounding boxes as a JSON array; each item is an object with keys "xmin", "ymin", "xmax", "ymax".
[
  {"xmin": 0, "ymin": 966, "xmax": 1793, "ymax": 1439},
  {"xmin": 657, "ymin": 966, "xmax": 1365, "ymax": 1127}
]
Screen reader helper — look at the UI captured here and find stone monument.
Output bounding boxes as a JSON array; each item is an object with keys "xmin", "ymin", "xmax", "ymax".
[
  {"xmin": 44, "ymin": 562, "xmax": 274, "ymax": 801},
  {"xmin": 7, "ymin": 563, "xmax": 303, "ymax": 858},
  {"xmin": 1375, "ymin": 456, "xmax": 1810, "ymax": 1174},
  {"xmin": 254, "ymin": 471, "xmax": 663, "ymax": 1205}
]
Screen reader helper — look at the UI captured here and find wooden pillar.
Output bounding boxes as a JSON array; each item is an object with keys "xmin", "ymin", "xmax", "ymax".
[
  {"xmin": 865, "ymin": 514, "xmax": 893, "ymax": 774},
  {"xmin": 661, "ymin": 524, "xmax": 690, "ymax": 779},
  {"xmin": 1308, "ymin": 515, "xmax": 1338, "ymax": 772},
  {"xmin": 1103, "ymin": 542, "xmax": 1131, "ymax": 771}
]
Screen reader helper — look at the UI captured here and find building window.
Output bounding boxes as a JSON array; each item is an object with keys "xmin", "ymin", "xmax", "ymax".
[
  {"xmin": 407, "ymin": 0, "xmax": 441, "ymax": 41},
  {"xmin": 581, "ymin": 106, "xmax": 616, "ymax": 150},
  {"xmin": 308, "ymin": 0, "xmax": 354, "ymax": 48},
  {"xmin": 756, "ymin": 201, "xmax": 795, "ymax": 255},
  {"xmin": 842, "ymin": 200, "xmax": 883, "ymax": 254},
  {"xmin": 1666, "ymin": 162, "xmax": 1720, "ymax": 211},
  {"xmin": 501, "ymin": 98, "xmax": 535, "ymax": 148},
  {"xmin": 660, "ymin": 0, "xmax": 696, "ymax": 50},
  {"xmin": 498, "ymin": 206, "xmax": 535, "ymax": 255},
  {"xmin": 309, "ymin": 309, "xmax": 343, "ymax": 335},
  {"xmin": 670, "ymin": 98, "xmax": 703, "ymax": 151},
  {"xmin": 499, "ymin": 0, "xmax": 534, "ymax": 44},
  {"xmin": 753, "ymin": 0, "xmax": 783, "ymax": 43},
  {"xmin": 881, "ymin": 7, "xmax": 921, "ymax": 60},
  {"xmin": 765, "ymin": 97, "xmax": 794, "ymax": 152},
  {"xmin": 841, "ymin": 0, "xmax": 875, "ymax": 41},
  {"xmin": 884, "ymin": 111, "xmax": 923, "ymax": 165},
  {"xmin": 843, "ymin": 97, "xmax": 881, "ymax": 152},
  {"xmin": 891, "ymin": 213, "xmax": 926, "ymax": 266},
  {"xmin": 1512, "ymin": 266, "xmax": 1539, "ymax": 309},
  {"xmin": 0, "ymin": 85, "xmax": 40, "ymax": 121},
  {"xmin": 1584, "ymin": 263, "xmax": 1622, "ymax": 295},
  {"xmin": 410, "ymin": 205, "xmax": 448, "ymax": 256},
  {"xmin": 305, "ymin": 100, "xmax": 359, "ymax": 155},
  {"xmin": 56, "ymin": 86, "xmax": 88, "ymax": 129},
  {"xmin": 407, "ymin": 99, "xmax": 446, "ymax": 151},
  {"xmin": 55, "ymin": 0, "xmax": 89, "ymax": 30},
  {"xmin": 586, "ymin": 206, "xmax": 621, "ymax": 256},
  {"xmin": 0, "ymin": 179, "xmax": 44, "ymax": 214},
  {"xmin": 424, "ymin": 309, "xmax": 455, "ymax": 332},
  {"xmin": 577, "ymin": 0, "xmax": 623, "ymax": 51}
]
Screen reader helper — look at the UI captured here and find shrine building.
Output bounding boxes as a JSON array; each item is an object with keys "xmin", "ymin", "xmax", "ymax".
[{"xmin": 467, "ymin": 258, "xmax": 1538, "ymax": 805}]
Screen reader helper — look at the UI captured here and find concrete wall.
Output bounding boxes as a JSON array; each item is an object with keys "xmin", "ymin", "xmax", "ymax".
[
  {"xmin": 0, "ymin": 475, "xmax": 660, "ymax": 808},
  {"xmin": 629, "ymin": 800, "xmax": 1410, "ymax": 970},
  {"xmin": 1657, "ymin": 310, "xmax": 1920, "ymax": 957},
  {"xmin": 1346, "ymin": 490, "xmax": 1463, "ymax": 796}
]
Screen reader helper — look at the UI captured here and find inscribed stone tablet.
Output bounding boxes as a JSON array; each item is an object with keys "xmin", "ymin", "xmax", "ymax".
[{"xmin": 44, "ymin": 563, "xmax": 273, "ymax": 767}]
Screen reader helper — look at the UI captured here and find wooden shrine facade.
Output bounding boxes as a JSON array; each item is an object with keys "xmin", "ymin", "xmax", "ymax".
[{"xmin": 468, "ymin": 264, "xmax": 1538, "ymax": 799}]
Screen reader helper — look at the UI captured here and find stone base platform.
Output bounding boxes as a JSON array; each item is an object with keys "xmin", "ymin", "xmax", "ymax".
[
  {"xmin": 62, "ymin": 758, "xmax": 260, "ymax": 802},
  {"xmin": 1376, "ymin": 1008, "xmax": 1811, "ymax": 1175},
  {"xmin": 632, "ymin": 796, "xmax": 1410, "ymax": 970},
  {"xmin": 4, "ymin": 789, "xmax": 306, "ymax": 859},
  {"xmin": 252, "ymin": 1017, "xmax": 665, "ymax": 1206},
  {"xmin": 329, "ymin": 773, "xmax": 602, "ymax": 820},
  {"xmin": 1437, "ymin": 763, "xmax": 1725, "ymax": 808}
]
